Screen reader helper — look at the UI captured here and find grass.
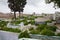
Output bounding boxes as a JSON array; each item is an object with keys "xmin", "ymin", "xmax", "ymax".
[{"xmin": 0, "ymin": 27, "xmax": 21, "ymax": 33}]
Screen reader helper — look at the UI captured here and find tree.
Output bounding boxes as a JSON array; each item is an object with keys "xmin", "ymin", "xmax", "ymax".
[
  {"xmin": 18, "ymin": 0, "xmax": 27, "ymax": 18},
  {"xmin": 45, "ymin": 0, "xmax": 60, "ymax": 9},
  {"xmin": 8, "ymin": 0, "xmax": 16, "ymax": 20},
  {"xmin": 8, "ymin": 0, "xmax": 27, "ymax": 20}
]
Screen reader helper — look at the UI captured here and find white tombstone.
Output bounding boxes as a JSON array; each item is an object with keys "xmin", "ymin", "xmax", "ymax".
[
  {"xmin": 19, "ymin": 22, "xmax": 24, "ymax": 27},
  {"xmin": 7, "ymin": 23, "xmax": 19, "ymax": 28},
  {"xmin": 7, "ymin": 22, "xmax": 10, "ymax": 28},
  {"xmin": 19, "ymin": 22, "xmax": 24, "ymax": 30}
]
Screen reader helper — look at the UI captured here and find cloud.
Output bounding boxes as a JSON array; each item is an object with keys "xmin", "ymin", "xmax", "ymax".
[
  {"xmin": 27, "ymin": 0, "xmax": 41, "ymax": 6},
  {"xmin": 0, "ymin": 0, "xmax": 59, "ymax": 14},
  {"xmin": 24, "ymin": 0, "xmax": 55, "ymax": 14}
]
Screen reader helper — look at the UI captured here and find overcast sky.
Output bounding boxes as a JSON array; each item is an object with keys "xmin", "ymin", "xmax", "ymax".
[{"xmin": 0, "ymin": 0, "xmax": 60, "ymax": 14}]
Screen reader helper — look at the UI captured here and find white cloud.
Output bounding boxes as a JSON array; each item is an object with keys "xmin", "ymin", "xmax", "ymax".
[
  {"xmin": 24, "ymin": 0, "xmax": 56, "ymax": 14},
  {"xmin": 0, "ymin": 0, "xmax": 60, "ymax": 14}
]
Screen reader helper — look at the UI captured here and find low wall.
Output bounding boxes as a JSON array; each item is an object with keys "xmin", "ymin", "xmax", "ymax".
[{"xmin": 0, "ymin": 30, "xmax": 19, "ymax": 40}]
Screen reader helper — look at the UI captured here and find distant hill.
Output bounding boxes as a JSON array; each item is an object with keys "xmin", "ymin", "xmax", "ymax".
[{"xmin": 0, "ymin": 12, "xmax": 14, "ymax": 19}]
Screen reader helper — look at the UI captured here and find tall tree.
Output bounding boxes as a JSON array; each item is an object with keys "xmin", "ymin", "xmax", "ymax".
[
  {"xmin": 17, "ymin": 0, "xmax": 27, "ymax": 18},
  {"xmin": 45, "ymin": 0, "xmax": 60, "ymax": 9},
  {"xmin": 8, "ymin": 0, "xmax": 27, "ymax": 20},
  {"xmin": 8, "ymin": 0, "xmax": 17, "ymax": 20}
]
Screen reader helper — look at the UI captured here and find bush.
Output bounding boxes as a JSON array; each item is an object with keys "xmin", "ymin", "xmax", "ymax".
[
  {"xmin": 36, "ymin": 24, "xmax": 47, "ymax": 31},
  {"xmin": 36, "ymin": 24, "xmax": 57, "ymax": 32},
  {"xmin": 46, "ymin": 26, "xmax": 57, "ymax": 32},
  {"xmin": 0, "ymin": 21, "xmax": 8, "ymax": 27},
  {"xmin": 18, "ymin": 31, "xmax": 30, "ymax": 39},
  {"xmin": 1, "ymin": 27, "xmax": 21, "ymax": 33},
  {"xmin": 28, "ymin": 20, "xmax": 35, "ymax": 25},
  {"xmin": 30, "ymin": 30, "xmax": 40, "ymax": 34},
  {"xmin": 24, "ymin": 21, "xmax": 28, "ymax": 25},
  {"xmin": 11, "ymin": 20, "xmax": 21, "ymax": 25},
  {"xmin": 57, "ymin": 33, "xmax": 60, "ymax": 36},
  {"xmin": 45, "ymin": 20, "xmax": 52, "ymax": 23},
  {"xmin": 40, "ymin": 28, "xmax": 55, "ymax": 36},
  {"xmin": 29, "ymin": 27, "xmax": 34, "ymax": 31}
]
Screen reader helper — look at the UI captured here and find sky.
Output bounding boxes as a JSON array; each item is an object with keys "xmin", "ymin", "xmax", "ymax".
[{"xmin": 0, "ymin": 0, "xmax": 60, "ymax": 14}]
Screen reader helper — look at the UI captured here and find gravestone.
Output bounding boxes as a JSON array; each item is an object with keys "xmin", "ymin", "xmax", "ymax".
[
  {"xmin": 19, "ymin": 22, "xmax": 24, "ymax": 27},
  {"xmin": 19, "ymin": 22, "xmax": 24, "ymax": 30},
  {"xmin": 7, "ymin": 23, "xmax": 19, "ymax": 28}
]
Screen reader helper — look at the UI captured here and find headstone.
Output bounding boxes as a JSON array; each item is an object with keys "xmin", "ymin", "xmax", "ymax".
[
  {"xmin": 19, "ymin": 22, "xmax": 24, "ymax": 30},
  {"xmin": 7, "ymin": 22, "xmax": 10, "ymax": 28},
  {"xmin": 19, "ymin": 22, "xmax": 24, "ymax": 27}
]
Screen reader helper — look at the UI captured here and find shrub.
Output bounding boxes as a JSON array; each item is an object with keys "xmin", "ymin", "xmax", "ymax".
[
  {"xmin": 57, "ymin": 33, "xmax": 60, "ymax": 36},
  {"xmin": 1, "ymin": 27, "xmax": 21, "ymax": 33},
  {"xmin": 18, "ymin": 31, "xmax": 30, "ymax": 38},
  {"xmin": 45, "ymin": 20, "xmax": 52, "ymax": 23},
  {"xmin": 0, "ymin": 21, "xmax": 8, "ymax": 27},
  {"xmin": 40, "ymin": 28, "xmax": 55, "ymax": 36},
  {"xmin": 46, "ymin": 26, "xmax": 57, "ymax": 32},
  {"xmin": 29, "ymin": 27, "xmax": 34, "ymax": 31},
  {"xmin": 11, "ymin": 21, "xmax": 21, "ymax": 25},
  {"xmin": 29, "ymin": 20, "xmax": 35, "ymax": 25},
  {"xmin": 30, "ymin": 30, "xmax": 40, "ymax": 34},
  {"xmin": 36, "ymin": 24, "xmax": 47, "ymax": 31},
  {"xmin": 24, "ymin": 21, "xmax": 28, "ymax": 25}
]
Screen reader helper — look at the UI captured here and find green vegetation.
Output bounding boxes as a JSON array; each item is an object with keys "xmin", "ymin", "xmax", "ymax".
[
  {"xmin": 11, "ymin": 21, "xmax": 22, "ymax": 25},
  {"xmin": 11, "ymin": 15, "xmax": 36, "ymax": 25},
  {"xmin": 29, "ymin": 27, "xmax": 34, "ymax": 31},
  {"xmin": 18, "ymin": 31, "xmax": 30, "ymax": 38},
  {"xmin": 46, "ymin": 26, "xmax": 57, "ymax": 32},
  {"xmin": 0, "ymin": 15, "xmax": 58, "ymax": 36},
  {"xmin": 36, "ymin": 24, "xmax": 57, "ymax": 32},
  {"xmin": 57, "ymin": 33, "xmax": 60, "ymax": 36},
  {"xmin": 28, "ymin": 20, "xmax": 35, "ymax": 25},
  {"xmin": 40, "ymin": 28, "xmax": 55, "ymax": 36},
  {"xmin": 0, "ymin": 20, "xmax": 8, "ymax": 27},
  {"xmin": 36, "ymin": 24, "xmax": 47, "ymax": 31},
  {"xmin": 45, "ymin": 20, "xmax": 52, "ymax": 23},
  {"xmin": 0, "ymin": 27, "xmax": 21, "ymax": 33},
  {"xmin": 29, "ymin": 24, "xmax": 57, "ymax": 36},
  {"xmin": 30, "ymin": 30, "xmax": 40, "ymax": 34},
  {"xmin": 0, "ymin": 20, "xmax": 22, "ymax": 33}
]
